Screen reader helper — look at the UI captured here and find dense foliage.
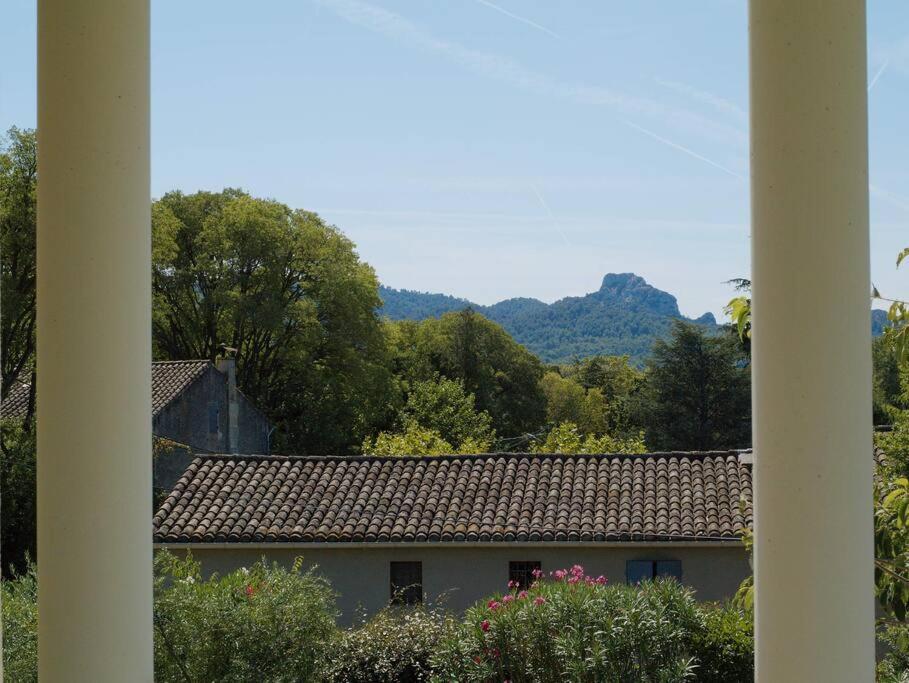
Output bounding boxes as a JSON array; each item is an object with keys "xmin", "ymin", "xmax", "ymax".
[
  {"xmin": 153, "ymin": 552, "xmax": 337, "ymax": 682},
  {"xmin": 152, "ymin": 189, "xmax": 396, "ymax": 455},
  {"xmin": 641, "ymin": 322, "xmax": 751, "ymax": 451},
  {"xmin": 381, "ymin": 273, "xmax": 719, "ymax": 364},
  {"xmin": 1, "ymin": 563, "xmax": 38, "ymax": 681},
  {"xmin": 431, "ymin": 566, "xmax": 752, "ymax": 683},
  {"xmin": 0, "ymin": 420, "xmax": 36, "ymax": 577},
  {"xmin": 386, "ymin": 310, "xmax": 546, "ymax": 438},
  {"xmin": 530, "ymin": 422, "xmax": 646, "ymax": 455},
  {"xmin": 321, "ymin": 607, "xmax": 452, "ymax": 683},
  {"xmin": 0, "ymin": 127, "xmax": 37, "ymax": 425},
  {"xmin": 1, "ymin": 559, "xmax": 753, "ymax": 683}
]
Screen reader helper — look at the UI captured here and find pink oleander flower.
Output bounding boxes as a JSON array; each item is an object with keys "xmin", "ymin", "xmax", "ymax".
[
  {"xmin": 507, "ymin": 579, "xmax": 519, "ymax": 590},
  {"xmin": 487, "ymin": 599, "xmax": 501, "ymax": 611},
  {"xmin": 502, "ymin": 594, "xmax": 514, "ymax": 604},
  {"xmin": 245, "ymin": 584, "xmax": 255, "ymax": 597},
  {"xmin": 553, "ymin": 569, "xmax": 567, "ymax": 581},
  {"xmin": 531, "ymin": 568, "xmax": 543, "ymax": 579},
  {"xmin": 596, "ymin": 575, "xmax": 607, "ymax": 585},
  {"xmin": 570, "ymin": 564, "xmax": 585, "ymax": 578},
  {"xmin": 481, "ymin": 619, "xmax": 490, "ymax": 632},
  {"xmin": 567, "ymin": 576, "xmax": 580, "ymax": 585},
  {"xmin": 517, "ymin": 590, "xmax": 528, "ymax": 599},
  {"xmin": 534, "ymin": 596, "xmax": 546, "ymax": 606}
]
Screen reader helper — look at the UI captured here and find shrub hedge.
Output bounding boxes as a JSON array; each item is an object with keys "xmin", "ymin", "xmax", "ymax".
[{"xmin": 2, "ymin": 558, "xmax": 759, "ymax": 682}]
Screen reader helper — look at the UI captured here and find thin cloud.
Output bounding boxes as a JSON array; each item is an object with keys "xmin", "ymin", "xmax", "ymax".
[
  {"xmin": 314, "ymin": 0, "xmax": 747, "ymax": 158},
  {"xmin": 622, "ymin": 120, "xmax": 745, "ymax": 180},
  {"xmin": 655, "ymin": 78, "xmax": 747, "ymax": 124},
  {"xmin": 472, "ymin": 0, "xmax": 560, "ymax": 39}
]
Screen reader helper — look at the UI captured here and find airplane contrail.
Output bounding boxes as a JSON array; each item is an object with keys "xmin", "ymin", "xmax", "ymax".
[
  {"xmin": 869, "ymin": 58, "xmax": 890, "ymax": 92},
  {"xmin": 622, "ymin": 120, "xmax": 745, "ymax": 180},
  {"xmin": 530, "ymin": 184, "xmax": 571, "ymax": 247},
  {"xmin": 472, "ymin": 0, "xmax": 560, "ymax": 39}
]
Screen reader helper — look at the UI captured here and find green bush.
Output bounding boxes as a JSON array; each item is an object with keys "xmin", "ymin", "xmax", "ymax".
[
  {"xmin": 1, "ymin": 564, "xmax": 38, "ymax": 682},
  {"xmin": 878, "ymin": 623, "xmax": 909, "ymax": 682},
  {"xmin": 691, "ymin": 603, "xmax": 753, "ymax": 682},
  {"xmin": 0, "ymin": 419, "xmax": 37, "ymax": 578},
  {"xmin": 321, "ymin": 606, "xmax": 452, "ymax": 682},
  {"xmin": 431, "ymin": 566, "xmax": 701, "ymax": 683},
  {"xmin": 153, "ymin": 552, "xmax": 337, "ymax": 682}
]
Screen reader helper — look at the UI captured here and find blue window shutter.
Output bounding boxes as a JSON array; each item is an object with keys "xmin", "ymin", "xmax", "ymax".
[
  {"xmin": 626, "ymin": 560, "xmax": 654, "ymax": 584},
  {"xmin": 655, "ymin": 560, "xmax": 682, "ymax": 581}
]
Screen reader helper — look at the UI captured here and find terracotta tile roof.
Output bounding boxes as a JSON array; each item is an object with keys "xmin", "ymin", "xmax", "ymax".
[
  {"xmin": 1, "ymin": 381, "xmax": 32, "ymax": 421},
  {"xmin": 2, "ymin": 360, "xmax": 213, "ymax": 420},
  {"xmin": 153, "ymin": 451, "xmax": 753, "ymax": 544},
  {"xmin": 151, "ymin": 360, "xmax": 212, "ymax": 415}
]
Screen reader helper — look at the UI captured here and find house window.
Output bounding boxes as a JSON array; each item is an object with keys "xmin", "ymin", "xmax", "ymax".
[
  {"xmin": 390, "ymin": 561, "xmax": 422, "ymax": 605},
  {"xmin": 509, "ymin": 561, "xmax": 541, "ymax": 590},
  {"xmin": 626, "ymin": 560, "xmax": 682, "ymax": 584}
]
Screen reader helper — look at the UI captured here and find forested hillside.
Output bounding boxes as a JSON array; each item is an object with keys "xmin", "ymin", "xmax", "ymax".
[{"xmin": 380, "ymin": 273, "xmax": 718, "ymax": 363}]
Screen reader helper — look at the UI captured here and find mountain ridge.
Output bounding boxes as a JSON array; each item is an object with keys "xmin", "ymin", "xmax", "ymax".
[{"xmin": 379, "ymin": 273, "xmax": 717, "ymax": 364}]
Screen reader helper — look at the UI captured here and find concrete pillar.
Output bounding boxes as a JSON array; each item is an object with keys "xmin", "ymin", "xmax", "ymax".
[
  {"xmin": 37, "ymin": 0, "xmax": 152, "ymax": 680},
  {"xmin": 750, "ymin": 1, "xmax": 873, "ymax": 680}
]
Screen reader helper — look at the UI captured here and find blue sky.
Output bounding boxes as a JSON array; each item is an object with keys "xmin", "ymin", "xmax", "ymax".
[{"xmin": 2, "ymin": 1, "xmax": 908, "ymax": 318}]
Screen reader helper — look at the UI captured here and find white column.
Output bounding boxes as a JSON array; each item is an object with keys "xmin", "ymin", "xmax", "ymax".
[
  {"xmin": 750, "ymin": 1, "xmax": 873, "ymax": 681},
  {"xmin": 37, "ymin": 0, "xmax": 152, "ymax": 680}
]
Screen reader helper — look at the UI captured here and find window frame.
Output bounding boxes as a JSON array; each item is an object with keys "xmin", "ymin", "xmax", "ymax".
[
  {"xmin": 508, "ymin": 560, "xmax": 542, "ymax": 590},
  {"xmin": 389, "ymin": 561, "xmax": 423, "ymax": 606},
  {"xmin": 626, "ymin": 559, "xmax": 682, "ymax": 584}
]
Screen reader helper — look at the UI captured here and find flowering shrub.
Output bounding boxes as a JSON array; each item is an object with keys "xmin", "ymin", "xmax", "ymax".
[
  {"xmin": 153, "ymin": 551, "xmax": 337, "ymax": 682},
  {"xmin": 1, "ymin": 563, "xmax": 38, "ymax": 682},
  {"xmin": 431, "ymin": 565, "xmax": 701, "ymax": 682},
  {"xmin": 321, "ymin": 606, "xmax": 453, "ymax": 682},
  {"xmin": 2, "ymin": 558, "xmax": 752, "ymax": 682}
]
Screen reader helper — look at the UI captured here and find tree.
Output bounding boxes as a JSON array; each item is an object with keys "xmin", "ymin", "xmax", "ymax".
[
  {"xmin": 530, "ymin": 422, "xmax": 646, "ymax": 455},
  {"xmin": 385, "ymin": 310, "xmax": 546, "ymax": 439},
  {"xmin": 0, "ymin": 420, "xmax": 36, "ymax": 577},
  {"xmin": 540, "ymin": 372, "xmax": 586, "ymax": 425},
  {"xmin": 640, "ymin": 322, "xmax": 751, "ymax": 451},
  {"xmin": 0, "ymin": 127, "xmax": 37, "ymax": 427},
  {"xmin": 565, "ymin": 355, "xmax": 644, "ymax": 437},
  {"xmin": 875, "ymin": 335, "xmax": 907, "ymax": 426},
  {"xmin": 397, "ymin": 376, "xmax": 494, "ymax": 448},
  {"xmin": 152, "ymin": 189, "xmax": 395, "ymax": 454},
  {"xmin": 362, "ymin": 421, "xmax": 492, "ymax": 456},
  {"xmin": 540, "ymin": 371, "xmax": 610, "ymax": 436}
]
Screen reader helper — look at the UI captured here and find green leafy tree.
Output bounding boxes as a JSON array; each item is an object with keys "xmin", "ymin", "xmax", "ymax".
[
  {"xmin": 875, "ymin": 335, "xmax": 908, "ymax": 425},
  {"xmin": 386, "ymin": 310, "xmax": 545, "ymax": 439},
  {"xmin": 530, "ymin": 422, "xmax": 646, "ymax": 455},
  {"xmin": 397, "ymin": 376, "xmax": 494, "ymax": 448},
  {"xmin": 152, "ymin": 189, "xmax": 395, "ymax": 454},
  {"xmin": 0, "ymin": 420, "xmax": 36, "ymax": 577},
  {"xmin": 363, "ymin": 421, "xmax": 492, "ymax": 456},
  {"xmin": 640, "ymin": 322, "xmax": 751, "ymax": 451},
  {"xmin": 540, "ymin": 371, "xmax": 611, "ymax": 436},
  {"xmin": 0, "ymin": 127, "xmax": 37, "ymax": 426},
  {"xmin": 565, "ymin": 355, "xmax": 644, "ymax": 437},
  {"xmin": 540, "ymin": 372, "xmax": 586, "ymax": 425}
]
